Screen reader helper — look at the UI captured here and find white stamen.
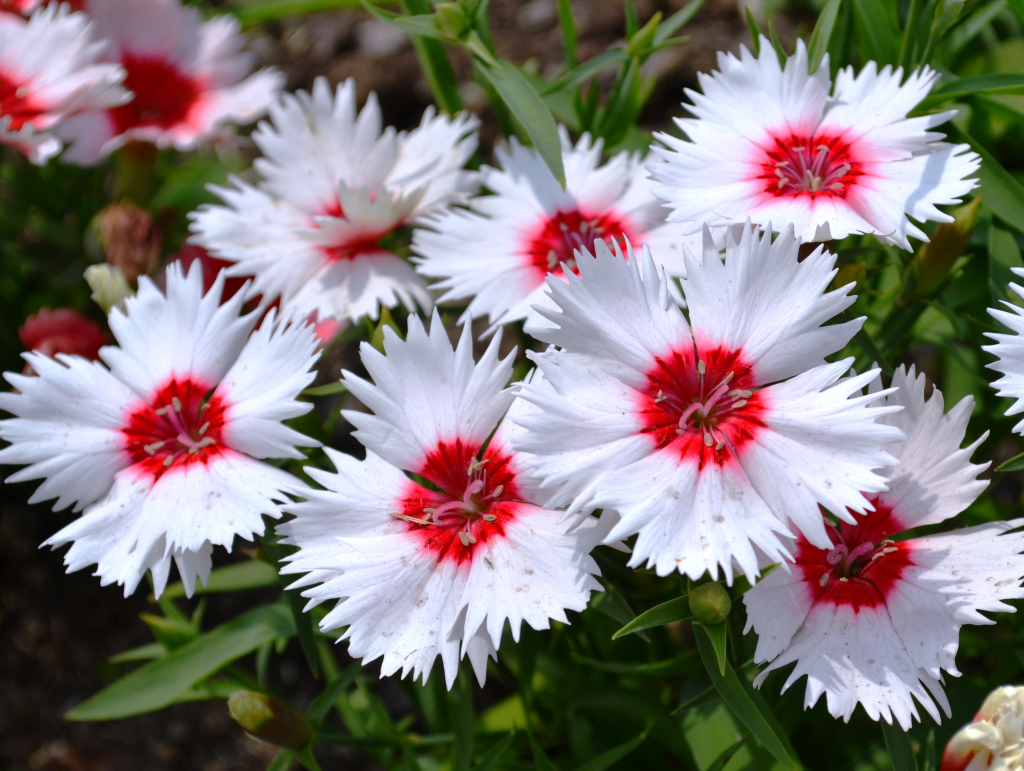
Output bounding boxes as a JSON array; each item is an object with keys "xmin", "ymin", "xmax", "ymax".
[
  {"xmin": 491, "ymin": 485, "xmax": 503, "ymax": 498},
  {"xmin": 839, "ymin": 577, "xmax": 849, "ymax": 582},
  {"xmin": 732, "ymin": 399, "xmax": 747, "ymax": 410},
  {"xmin": 171, "ymin": 397, "xmax": 182, "ymax": 412},
  {"xmin": 389, "ymin": 511, "xmax": 431, "ymax": 525},
  {"xmin": 697, "ymin": 360, "xmax": 706, "ymax": 375},
  {"xmin": 482, "ymin": 514, "xmax": 497, "ymax": 522},
  {"xmin": 715, "ymin": 438, "xmax": 725, "ymax": 450},
  {"xmin": 144, "ymin": 441, "xmax": 164, "ymax": 455},
  {"xmin": 163, "ymin": 456, "xmax": 174, "ymax": 467},
  {"xmin": 655, "ymin": 390, "xmax": 667, "ymax": 403},
  {"xmin": 703, "ymin": 433, "xmax": 713, "ymax": 447},
  {"xmin": 155, "ymin": 407, "xmax": 168, "ymax": 416},
  {"xmin": 819, "ymin": 573, "xmax": 829, "ymax": 587},
  {"xmin": 198, "ymin": 422, "xmax": 210, "ymax": 435}
]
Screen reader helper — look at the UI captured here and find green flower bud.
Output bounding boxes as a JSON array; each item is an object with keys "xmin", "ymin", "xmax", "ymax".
[
  {"xmin": 689, "ymin": 581, "xmax": 732, "ymax": 625},
  {"xmin": 436, "ymin": 2, "xmax": 469, "ymax": 38},
  {"xmin": 898, "ymin": 195, "xmax": 981, "ymax": 306},
  {"xmin": 227, "ymin": 691, "xmax": 313, "ymax": 750},
  {"xmin": 84, "ymin": 264, "xmax": 133, "ymax": 314}
]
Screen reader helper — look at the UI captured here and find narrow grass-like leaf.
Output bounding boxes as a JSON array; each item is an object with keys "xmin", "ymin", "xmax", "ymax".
[
  {"xmin": 745, "ymin": 7, "xmax": 762, "ymax": 53},
  {"xmin": 989, "ymin": 224, "xmax": 1024, "ymax": 307},
  {"xmin": 767, "ymin": 19, "xmax": 787, "ymax": 65},
  {"xmin": 701, "ymin": 621, "xmax": 729, "ymax": 676},
  {"xmin": 303, "ymin": 381, "xmax": 348, "ymax": 397},
  {"xmin": 850, "ymin": 0, "xmax": 900, "ymax": 64},
  {"xmin": 612, "ymin": 595, "xmax": 691, "ymax": 639},
  {"xmin": 528, "ymin": 730, "xmax": 560, "ymax": 771},
  {"xmin": 68, "ymin": 602, "xmax": 295, "ymax": 720},
  {"xmin": 574, "ymin": 725, "xmax": 649, "ymax": 771},
  {"xmin": 654, "ymin": 0, "xmax": 704, "ymax": 44},
  {"xmin": 808, "ymin": 0, "xmax": 842, "ymax": 71},
  {"xmin": 448, "ymin": 672, "xmax": 475, "ymax": 771},
  {"xmin": 570, "ymin": 652, "xmax": 694, "ymax": 675},
  {"xmin": 706, "ymin": 731, "xmax": 751, "ymax": 771},
  {"xmin": 694, "ymin": 625, "xmax": 799, "ymax": 769},
  {"xmin": 996, "ymin": 451, "xmax": 1024, "ymax": 472},
  {"xmin": 853, "ymin": 328, "xmax": 895, "ymax": 377},
  {"xmin": 919, "ymin": 73, "xmax": 1024, "ymax": 109},
  {"xmin": 307, "ymin": 663, "xmax": 361, "ymax": 724},
  {"xmin": 359, "ymin": 2, "xmax": 445, "ymax": 39},
  {"xmin": 296, "ymin": 744, "xmax": 323, "ymax": 771},
  {"xmin": 555, "ymin": 0, "xmax": 578, "ymax": 66},
  {"xmin": 541, "ymin": 50, "xmax": 629, "ymax": 95},
  {"xmin": 882, "ymin": 721, "xmax": 919, "ymax": 771},
  {"xmin": 161, "ymin": 559, "xmax": 278, "ymax": 600},
  {"xmin": 108, "ymin": 642, "xmax": 166, "ymax": 665},
  {"xmin": 477, "ymin": 59, "xmax": 565, "ymax": 187},
  {"xmin": 264, "ymin": 538, "xmax": 320, "ymax": 680},
  {"xmin": 229, "ymin": 0, "xmax": 390, "ymax": 26},
  {"xmin": 474, "ymin": 731, "xmax": 514, "ymax": 771},
  {"xmin": 268, "ymin": 750, "xmax": 296, "ymax": 771},
  {"xmin": 947, "ymin": 126, "xmax": 1024, "ymax": 237},
  {"xmin": 592, "ymin": 580, "xmax": 651, "ymax": 642}
]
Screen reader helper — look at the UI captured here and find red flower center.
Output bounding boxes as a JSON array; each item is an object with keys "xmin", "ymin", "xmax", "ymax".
[
  {"xmin": 525, "ymin": 209, "xmax": 635, "ymax": 282},
  {"xmin": 110, "ymin": 52, "xmax": 202, "ymax": 134},
  {"xmin": 797, "ymin": 498, "xmax": 914, "ymax": 612},
  {"xmin": 122, "ymin": 378, "xmax": 228, "ymax": 480},
  {"xmin": 638, "ymin": 343, "xmax": 767, "ymax": 468},
  {"xmin": 395, "ymin": 439, "xmax": 520, "ymax": 565},
  {"xmin": 0, "ymin": 71, "xmax": 46, "ymax": 131},
  {"xmin": 757, "ymin": 133, "xmax": 861, "ymax": 199}
]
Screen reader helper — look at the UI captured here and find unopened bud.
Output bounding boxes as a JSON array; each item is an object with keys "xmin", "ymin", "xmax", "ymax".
[
  {"xmin": 900, "ymin": 196, "xmax": 981, "ymax": 305},
  {"xmin": 85, "ymin": 264, "xmax": 133, "ymax": 314},
  {"xmin": 435, "ymin": 2, "xmax": 468, "ymax": 38},
  {"xmin": 689, "ymin": 581, "xmax": 732, "ymax": 625},
  {"xmin": 97, "ymin": 203, "xmax": 161, "ymax": 283},
  {"xmin": 370, "ymin": 305, "xmax": 402, "ymax": 353},
  {"xmin": 625, "ymin": 11, "xmax": 663, "ymax": 55},
  {"xmin": 227, "ymin": 691, "xmax": 312, "ymax": 750}
]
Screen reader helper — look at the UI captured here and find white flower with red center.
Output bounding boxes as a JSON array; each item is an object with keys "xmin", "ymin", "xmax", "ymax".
[
  {"xmin": 278, "ymin": 312, "xmax": 609, "ymax": 687},
  {"xmin": 985, "ymin": 268, "xmax": 1024, "ymax": 434},
  {"xmin": 53, "ymin": 0, "xmax": 284, "ymax": 164},
  {"xmin": 646, "ymin": 38, "xmax": 980, "ymax": 249},
  {"xmin": 512, "ymin": 223, "xmax": 902, "ymax": 582},
  {"xmin": 189, "ymin": 77, "xmax": 480, "ymax": 325},
  {"xmin": 0, "ymin": 264, "xmax": 319, "ymax": 597},
  {"xmin": 412, "ymin": 127, "xmax": 699, "ymax": 330},
  {"xmin": 744, "ymin": 366, "xmax": 1024, "ymax": 730},
  {"xmin": 0, "ymin": 4, "xmax": 127, "ymax": 164}
]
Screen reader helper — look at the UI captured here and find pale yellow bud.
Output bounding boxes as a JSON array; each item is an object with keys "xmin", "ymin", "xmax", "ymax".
[{"xmin": 85, "ymin": 264, "xmax": 134, "ymax": 314}]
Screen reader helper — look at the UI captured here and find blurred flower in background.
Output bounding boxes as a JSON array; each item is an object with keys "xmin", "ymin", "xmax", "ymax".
[
  {"xmin": 942, "ymin": 686, "xmax": 1024, "ymax": 770},
  {"xmin": 19, "ymin": 307, "xmax": 109, "ymax": 367}
]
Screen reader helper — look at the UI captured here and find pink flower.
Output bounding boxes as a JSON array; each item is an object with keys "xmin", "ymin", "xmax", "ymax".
[
  {"xmin": 745, "ymin": 367, "xmax": 1024, "ymax": 730},
  {"xmin": 56, "ymin": 0, "xmax": 283, "ymax": 164},
  {"xmin": 19, "ymin": 307, "xmax": 109, "ymax": 362}
]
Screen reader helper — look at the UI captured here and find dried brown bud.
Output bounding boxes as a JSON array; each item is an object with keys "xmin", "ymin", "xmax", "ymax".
[
  {"xmin": 98, "ymin": 202, "xmax": 161, "ymax": 283},
  {"xmin": 227, "ymin": 691, "xmax": 313, "ymax": 750}
]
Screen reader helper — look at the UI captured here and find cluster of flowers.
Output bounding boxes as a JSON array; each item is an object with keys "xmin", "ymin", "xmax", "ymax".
[{"xmin": 3, "ymin": 9, "xmax": 1024, "ymax": 738}]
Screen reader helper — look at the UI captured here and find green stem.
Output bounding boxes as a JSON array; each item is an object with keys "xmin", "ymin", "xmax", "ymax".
[{"xmin": 898, "ymin": 0, "xmax": 925, "ymax": 69}]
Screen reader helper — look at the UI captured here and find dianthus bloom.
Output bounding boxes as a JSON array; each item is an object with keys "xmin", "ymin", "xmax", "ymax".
[
  {"xmin": 412, "ymin": 128, "xmax": 697, "ymax": 329},
  {"xmin": 942, "ymin": 686, "xmax": 1024, "ymax": 771},
  {"xmin": 19, "ymin": 307, "xmax": 109, "ymax": 361},
  {"xmin": 0, "ymin": 264, "xmax": 319, "ymax": 597},
  {"xmin": 513, "ymin": 224, "xmax": 901, "ymax": 582},
  {"xmin": 190, "ymin": 77, "xmax": 479, "ymax": 324},
  {"xmin": 0, "ymin": 4, "xmax": 126, "ymax": 163},
  {"xmin": 279, "ymin": 312, "xmax": 609, "ymax": 687},
  {"xmin": 985, "ymin": 267, "xmax": 1024, "ymax": 435},
  {"xmin": 56, "ymin": 0, "xmax": 283, "ymax": 164},
  {"xmin": 647, "ymin": 38, "xmax": 979, "ymax": 249},
  {"xmin": 745, "ymin": 366, "xmax": 1024, "ymax": 730}
]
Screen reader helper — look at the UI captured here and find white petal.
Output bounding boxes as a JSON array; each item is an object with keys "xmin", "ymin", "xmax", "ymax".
[
  {"xmin": 985, "ymin": 282, "xmax": 1024, "ymax": 433},
  {"xmin": 743, "ymin": 558, "xmax": 815, "ymax": 663}
]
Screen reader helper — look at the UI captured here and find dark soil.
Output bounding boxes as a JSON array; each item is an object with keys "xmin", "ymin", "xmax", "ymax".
[{"xmin": 0, "ymin": 0, "xmax": 800, "ymax": 768}]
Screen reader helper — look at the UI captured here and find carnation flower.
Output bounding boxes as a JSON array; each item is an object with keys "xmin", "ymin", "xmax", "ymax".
[
  {"xmin": 55, "ymin": 0, "xmax": 284, "ymax": 164},
  {"xmin": 278, "ymin": 312, "xmax": 609, "ymax": 687},
  {"xmin": 512, "ymin": 224, "xmax": 901, "ymax": 582},
  {"xmin": 745, "ymin": 366, "xmax": 1024, "ymax": 730},
  {"xmin": 985, "ymin": 267, "xmax": 1024, "ymax": 434},
  {"xmin": 190, "ymin": 77, "xmax": 480, "ymax": 324},
  {"xmin": 19, "ymin": 307, "xmax": 109, "ymax": 362},
  {"xmin": 646, "ymin": 38, "xmax": 980, "ymax": 249},
  {"xmin": 942, "ymin": 686, "xmax": 1024, "ymax": 771},
  {"xmin": 0, "ymin": 4, "xmax": 127, "ymax": 163},
  {"xmin": 0, "ymin": 264, "xmax": 319, "ymax": 597},
  {"xmin": 412, "ymin": 128, "xmax": 698, "ymax": 330}
]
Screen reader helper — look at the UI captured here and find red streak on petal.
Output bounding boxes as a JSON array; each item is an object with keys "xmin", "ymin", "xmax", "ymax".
[
  {"xmin": 637, "ymin": 343, "xmax": 767, "ymax": 469},
  {"xmin": 0, "ymin": 71, "xmax": 48, "ymax": 131},
  {"xmin": 522, "ymin": 208, "xmax": 637, "ymax": 285},
  {"xmin": 396, "ymin": 439, "xmax": 521, "ymax": 566},
  {"xmin": 753, "ymin": 132, "xmax": 864, "ymax": 200},
  {"xmin": 122, "ymin": 378, "xmax": 228, "ymax": 481},
  {"xmin": 109, "ymin": 53, "xmax": 202, "ymax": 135}
]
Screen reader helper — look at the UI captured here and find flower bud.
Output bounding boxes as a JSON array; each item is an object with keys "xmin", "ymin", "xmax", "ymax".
[
  {"xmin": 19, "ymin": 307, "xmax": 109, "ymax": 363},
  {"xmin": 85, "ymin": 264, "xmax": 134, "ymax": 314},
  {"xmin": 97, "ymin": 202, "xmax": 161, "ymax": 283},
  {"xmin": 689, "ymin": 581, "xmax": 731, "ymax": 625},
  {"xmin": 227, "ymin": 691, "xmax": 313, "ymax": 750},
  {"xmin": 435, "ymin": 2, "xmax": 468, "ymax": 38},
  {"xmin": 941, "ymin": 685, "xmax": 1024, "ymax": 771},
  {"xmin": 899, "ymin": 196, "xmax": 981, "ymax": 306}
]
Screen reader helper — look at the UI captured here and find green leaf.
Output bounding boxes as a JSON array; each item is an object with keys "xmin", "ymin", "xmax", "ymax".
[
  {"xmin": 528, "ymin": 730, "xmax": 560, "ymax": 771},
  {"xmin": 946, "ymin": 126, "xmax": 1024, "ymax": 237},
  {"xmin": 853, "ymin": 328, "xmax": 895, "ymax": 377},
  {"xmin": 591, "ymin": 581, "xmax": 651, "ymax": 643},
  {"xmin": 448, "ymin": 671, "xmax": 475, "ymax": 771},
  {"xmin": 767, "ymin": 19, "xmax": 787, "ymax": 65},
  {"xmin": 302, "ymin": 381, "xmax": 348, "ymax": 397},
  {"xmin": 745, "ymin": 8, "xmax": 762, "ymax": 54},
  {"xmin": 296, "ymin": 744, "xmax": 323, "ymax": 771},
  {"xmin": 998, "ymin": 450, "xmax": 1024, "ymax": 472},
  {"xmin": 694, "ymin": 625, "xmax": 799, "ymax": 770},
  {"xmin": 307, "ymin": 663, "xmax": 360, "ymax": 724},
  {"xmin": 612, "ymin": 595, "xmax": 691, "ymax": 639},
  {"xmin": 474, "ymin": 731, "xmax": 514, "ymax": 771},
  {"xmin": 227, "ymin": 0, "xmax": 386, "ymax": 26},
  {"xmin": 108, "ymin": 642, "xmax": 166, "ymax": 665},
  {"xmin": 359, "ymin": 2, "xmax": 446, "ymax": 40},
  {"xmin": 989, "ymin": 224, "xmax": 1024, "ymax": 307},
  {"xmin": 850, "ymin": 0, "xmax": 900, "ymax": 64},
  {"xmin": 653, "ymin": 0, "xmax": 704, "ymax": 45},
  {"xmin": 161, "ymin": 559, "xmax": 279, "ymax": 600},
  {"xmin": 700, "ymin": 621, "xmax": 729, "ymax": 676},
  {"xmin": 268, "ymin": 750, "xmax": 296, "ymax": 771},
  {"xmin": 569, "ymin": 652, "xmax": 694, "ymax": 675},
  {"xmin": 882, "ymin": 721, "xmax": 919, "ymax": 771},
  {"xmin": 923, "ymin": 729, "xmax": 937, "ymax": 771},
  {"xmin": 400, "ymin": 0, "xmax": 463, "ymax": 114},
  {"xmin": 68, "ymin": 602, "xmax": 295, "ymax": 721},
  {"xmin": 574, "ymin": 725, "xmax": 649, "ymax": 771},
  {"xmin": 555, "ymin": 0, "xmax": 578, "ymax": 67},
  {"xmin": 477, "ymin": 59, "xmax": 566, "ymax": 187},
  {"xmin": 919, "ymin": 74, "xmax": 1024, "ymax": 108},
  {"xmin": 807, "ymin": 0, "xmax": 842, "ymax": 71},
  {"xmin": 624, "ymin": 0, "xmax": 639, "ymax": 36},
  {"xmin": 1009, "ymin": 0, "xmax": 1024, "ymax": 24},
  {"xmin": 541, "ymin": 50, "xmax": 630, "ymax": 96},
  {"xmin": 263, "ymin": 538, "xmax": 320, "ymax": 680},
  {"xmin": 706, "ymin": 730, "xmax": 751, "ymax": 771}
]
